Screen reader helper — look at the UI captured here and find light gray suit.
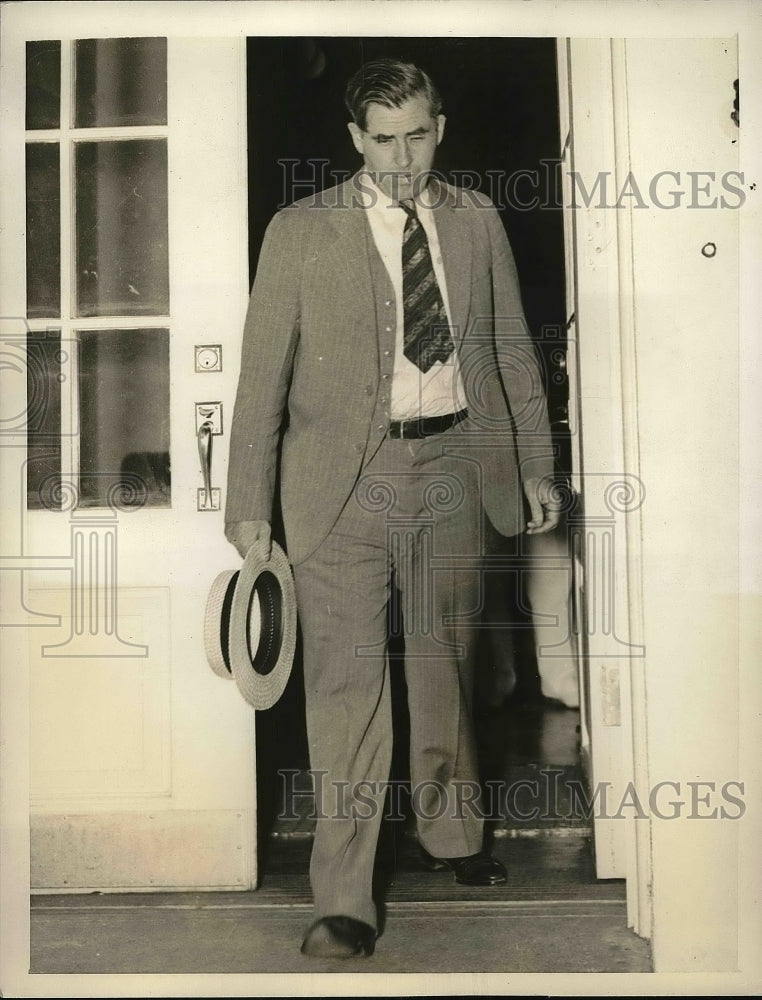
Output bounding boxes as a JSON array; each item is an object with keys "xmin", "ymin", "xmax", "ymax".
[{"xmin": 226, "ymin": 174, "xmax": 554, "ymax": 927}]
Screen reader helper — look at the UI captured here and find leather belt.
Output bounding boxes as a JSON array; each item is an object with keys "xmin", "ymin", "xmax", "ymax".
[{"xmin": 388, "ymin": 409, "xmax": 468, "ymax": 439}]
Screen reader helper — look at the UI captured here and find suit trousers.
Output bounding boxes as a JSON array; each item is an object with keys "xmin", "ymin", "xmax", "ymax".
[{"xmin": 291, "ymin": 421, "xmax": 487, "ymax": 928}]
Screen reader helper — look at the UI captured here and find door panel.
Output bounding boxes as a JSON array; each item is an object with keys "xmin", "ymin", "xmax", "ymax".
[
  {"xmin": 31, "ymin": 809, "xmax": 250, "ymax": 892},
  {"xmin": 30, "ymin": 587, "xmax": 170, "ymax": 800}
]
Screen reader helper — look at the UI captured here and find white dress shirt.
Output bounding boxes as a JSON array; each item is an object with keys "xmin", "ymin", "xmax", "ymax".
[{"xmin": 358, "ymin": 172, "xmax": 468, "ymax": 420}]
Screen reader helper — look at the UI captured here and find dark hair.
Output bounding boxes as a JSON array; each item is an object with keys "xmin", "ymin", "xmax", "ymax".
[{"xmin": 344, "ymin": 58, "xmax": 443, "ymax": 131}]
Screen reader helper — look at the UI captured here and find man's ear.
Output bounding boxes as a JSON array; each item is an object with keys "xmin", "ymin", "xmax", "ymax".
[
  {"xmin": 347, "ymin": 121, "xmax": 365, "ymax": 155},
  {"xmin": 436, "ymin": 114, "xmax": 446, "ymax": 146}
]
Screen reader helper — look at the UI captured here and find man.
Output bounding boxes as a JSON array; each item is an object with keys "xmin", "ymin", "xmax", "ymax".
[{"xmin": 225, "ymin": 58, "xmax": 559, "ymax": 958}]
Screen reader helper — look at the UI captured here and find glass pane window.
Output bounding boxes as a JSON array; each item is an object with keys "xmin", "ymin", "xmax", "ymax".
[
  {"xmin": 26, "ymin": 142, "xmax": 61, "ymax": 318},
  {"xmin": 27, "ymin": 330, "xmax": 63, "ymax": 510},
  {"xmin": 75, "ymin": 139, "xmax": 169, "ymax": 317},
  {"xmin": 74, "ymin": 37, "xmax": 167, "ymax": 128},
  {"xmin": 26, "ymin": 40, "xmax": 61, "ymax": 130},
  {"xmin": 78, "ymin": 328, "xmax": 170, "ymax": 509},
  {"xmin": 24, "ymin": 38, "xmax": 171, "ymax": 512}
]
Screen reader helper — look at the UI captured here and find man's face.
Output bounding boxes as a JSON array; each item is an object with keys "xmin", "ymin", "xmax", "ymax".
[{"xmin": 347, "ymin": 92, "xmax": 445, "ymax": 201}]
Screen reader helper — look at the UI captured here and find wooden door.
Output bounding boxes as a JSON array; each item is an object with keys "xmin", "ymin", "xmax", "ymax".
[{"xmin": 0, "ymin": 12, "xmax": 255, "ymax": 892}]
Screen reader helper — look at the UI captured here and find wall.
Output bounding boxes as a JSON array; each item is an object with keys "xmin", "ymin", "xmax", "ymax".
[
  {"xmin": 569, "ymin": 31, "xmax": 755, "ymax": 974},
  {"xmin": 623, "ymin": 37, "xmax": 741, "ymax": 972}
]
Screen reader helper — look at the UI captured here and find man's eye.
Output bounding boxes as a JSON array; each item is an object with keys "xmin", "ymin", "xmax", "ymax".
[{"xmin": 376, "ymin": 137, "xmax": 392, "ymax": 144}]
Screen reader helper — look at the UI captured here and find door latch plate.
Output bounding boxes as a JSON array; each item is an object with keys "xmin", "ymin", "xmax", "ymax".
[
  {"xmin": 195, "ymin": 401, "xmax": 223, "ymax": 435},
  {"xmin": 197, "ymin": 487, "xmax": 221, "ymax": 512}
]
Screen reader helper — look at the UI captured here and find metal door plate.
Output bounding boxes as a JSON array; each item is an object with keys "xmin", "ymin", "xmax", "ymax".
[{"xmin": 197, "ymin": 487, "xmax": 221, "ymax": 512}]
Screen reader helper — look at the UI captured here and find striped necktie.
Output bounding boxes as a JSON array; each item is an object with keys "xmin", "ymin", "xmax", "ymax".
[{"xmin": 400, "ymin": 199, "xmax": 454, "ymax": 372}]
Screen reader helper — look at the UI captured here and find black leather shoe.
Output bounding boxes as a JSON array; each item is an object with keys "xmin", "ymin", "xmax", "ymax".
[
  {"xmin": 419, "ymin": 845, "xmax": 508, "ymax": 886},
  {"xmin": 300, "ymin": 915, "xmax": 377, "ymax": 958}
]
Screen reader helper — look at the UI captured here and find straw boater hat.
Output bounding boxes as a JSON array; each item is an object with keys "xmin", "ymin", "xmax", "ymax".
[{"xmin": 204, "ymin": 540, "xmax": 297, "ymax": 710}]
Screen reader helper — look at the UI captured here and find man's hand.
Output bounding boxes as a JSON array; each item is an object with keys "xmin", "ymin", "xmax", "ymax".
[
  {"xmin": 524, "ymin": 476, "xmax": 562, "ymax": 535},
  {"xmin": 225, "ymin": 519, "xmax": 272, "ymax": 561}
]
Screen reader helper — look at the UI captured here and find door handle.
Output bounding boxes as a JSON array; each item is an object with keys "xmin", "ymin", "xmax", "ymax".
[{"xmin": 197, "ymin": 420, "xmax": 221, "ymax": 511}]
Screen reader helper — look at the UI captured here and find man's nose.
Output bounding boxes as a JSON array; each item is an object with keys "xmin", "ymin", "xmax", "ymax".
[{"xmin": 394, "ymin": 140, "xmax": 413, "ymax": 168}]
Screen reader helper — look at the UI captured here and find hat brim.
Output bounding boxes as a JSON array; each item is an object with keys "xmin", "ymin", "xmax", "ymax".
[
  {"xmin": 228, "ymin": 540, "xmax": 297, "ymax": 710},
  {"xmin": 203, "ymin": 568, "xmax": 239, "ymax": 680}
]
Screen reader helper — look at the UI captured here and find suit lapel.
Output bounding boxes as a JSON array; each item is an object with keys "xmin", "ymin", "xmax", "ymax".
[
  {"xmin": 430, "ymin": 180, "xmax": 472, "ymax": 344},
  {"xmin": 312, "ymin": 179, "xmax": 380, "ymax": 371},
  {"xmin": 322, "ymin": 180, "xmax": 376, "ymax": 315}
]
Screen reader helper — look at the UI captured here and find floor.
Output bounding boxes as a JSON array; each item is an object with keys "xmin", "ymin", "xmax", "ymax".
[
  {"xmin": 31, "ymin": 835, "xmax": 649, "ymax": 975},
  {"xmin": 29, "ymin": 695, "xmax": 652, "ymax": 978}
]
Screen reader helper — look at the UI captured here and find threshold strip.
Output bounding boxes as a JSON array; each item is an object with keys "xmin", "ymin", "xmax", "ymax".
[{"xmin": 32, "ymin": 898, "xmax": 625, "ymax": 913}]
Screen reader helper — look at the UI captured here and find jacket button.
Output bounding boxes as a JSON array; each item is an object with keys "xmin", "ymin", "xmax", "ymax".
[
  {"xmin": 377, "ymin": 424, "xmax": 385, "ymax": 432},
  {"xmin": 364, "ymin": 385, "xmax": 373, "ymax": 395},
  {"xmin": 384, "ymin": 299, "xmax": 392, "ymax": 307},
  {"xmin": 381, "ymin": 373, "xmax": 389, "ymax": 380}
]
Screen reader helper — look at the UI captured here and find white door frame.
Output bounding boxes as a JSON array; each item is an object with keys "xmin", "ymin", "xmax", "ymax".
[{"xmin": 558, "ymin": 37, "xmax": 652, "ymax": 938}]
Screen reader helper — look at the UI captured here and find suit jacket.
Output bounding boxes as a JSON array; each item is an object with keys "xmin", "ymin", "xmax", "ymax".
[{"xmin": 225, "ymin": 174, "xmax": 554, "ymax": 566}]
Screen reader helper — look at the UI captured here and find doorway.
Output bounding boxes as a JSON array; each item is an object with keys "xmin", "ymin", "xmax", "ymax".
[
  {"xmin": 245, "ymin": 36, "xmax": 585, "ymax": 885},
  {"xmin": 0, "ymin": 14, "xmax": 660, "ymax": 976}
]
